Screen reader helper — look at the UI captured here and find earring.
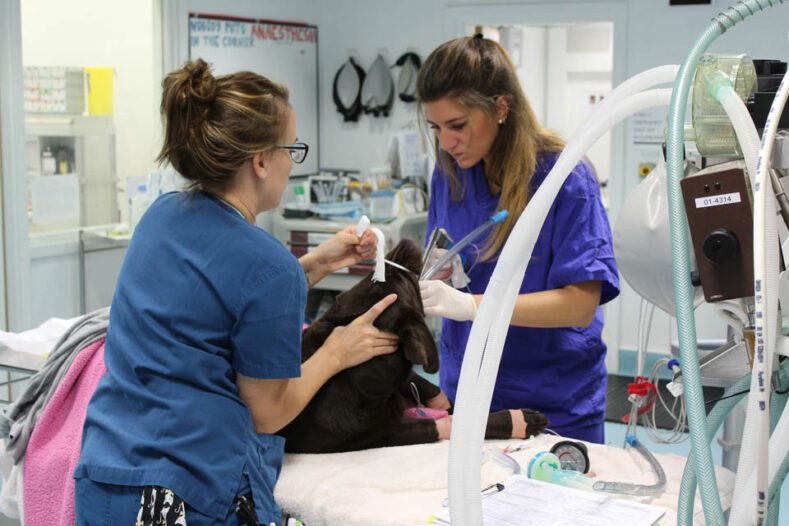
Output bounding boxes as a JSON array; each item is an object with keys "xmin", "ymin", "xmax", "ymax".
[{"xmin": 498, "ymin": 118, "xmax": 505, "ymax": 125}]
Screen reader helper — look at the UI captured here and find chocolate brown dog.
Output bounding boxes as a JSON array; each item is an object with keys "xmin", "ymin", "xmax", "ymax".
[{"xmin": 277, "ymin": 238, "xmax": 547, "ymax": 453}]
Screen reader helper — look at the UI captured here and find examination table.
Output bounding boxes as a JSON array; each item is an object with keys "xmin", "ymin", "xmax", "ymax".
[
  {"xmin": 275, "ymin": 434, "xmax": 735, "ymax": 526},
  {"xmin": 0, "ymin": 320, "xmax": 735, "ymax": 526}
]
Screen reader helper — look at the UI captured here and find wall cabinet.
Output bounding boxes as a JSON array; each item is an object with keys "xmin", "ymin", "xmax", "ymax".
[{"xmin": 24, "ymin": 115, "xmax": 118, "ymax": 233}]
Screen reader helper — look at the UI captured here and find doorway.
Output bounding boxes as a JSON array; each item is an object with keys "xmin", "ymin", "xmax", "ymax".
[{"xmin": 478, "ymin": 22, "xmax": 614, "ymax": 208}]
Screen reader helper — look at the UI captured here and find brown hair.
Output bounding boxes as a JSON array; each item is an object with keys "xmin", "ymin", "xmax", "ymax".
[
  {"xmin": 416, "ymin": 35, "xmax": 565, "ymax": 260},
  {"xmin": 156, "ymin": 59, "xmax": 290, "ymax": 191}
]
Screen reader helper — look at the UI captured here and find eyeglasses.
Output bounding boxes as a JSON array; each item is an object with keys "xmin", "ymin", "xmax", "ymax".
[{"xmin": 275, "ymin": 142, "xmax": 309, "ymax": 164}]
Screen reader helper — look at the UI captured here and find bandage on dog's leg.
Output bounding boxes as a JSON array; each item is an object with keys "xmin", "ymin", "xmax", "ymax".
[{"xmin": 484, "ymin": 409, "xmax": 548, "ymax": 439}]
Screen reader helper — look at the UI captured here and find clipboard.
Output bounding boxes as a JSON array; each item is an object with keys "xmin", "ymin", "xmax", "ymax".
[{"xmin": 431, "ymin": 475, "xmax": 666, "ymax": 526}]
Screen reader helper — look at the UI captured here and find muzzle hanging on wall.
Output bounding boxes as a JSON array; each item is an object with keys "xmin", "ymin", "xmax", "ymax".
[
  {"xmin": 332, "ymin": 58, "xmax": 366, "ymax": 122},
  {"xmin": 394, "ymin": 52, "xmax": 421, "ymax": 103}
]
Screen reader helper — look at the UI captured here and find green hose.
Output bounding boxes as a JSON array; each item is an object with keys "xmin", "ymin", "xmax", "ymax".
[
  {"xmin": 677, "ymin": 360, "xmax": 789, "ymax": 525},
  {"xmin": 665, "ymin": 2, "xmax": 783, "ymax": 524},
  {"xmin": 765, "ymin": 373, "xmax": 789, "ymax": 526},
  {"xmin": 677, "ymin": 373, "xmax": 750, "ymax": 525},
  {"xmin": 766, "ymin": 453, "xmax": 789, "ymax": 526}
]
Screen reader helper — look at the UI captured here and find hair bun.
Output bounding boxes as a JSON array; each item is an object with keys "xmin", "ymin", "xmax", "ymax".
[{"xmin": 184, "ymin": 58, "xmax": 218, "ymax": 106}]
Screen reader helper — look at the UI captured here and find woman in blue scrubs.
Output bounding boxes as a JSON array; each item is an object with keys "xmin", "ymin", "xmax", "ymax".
[
  {"xmin": 74, "ymin": 60, "xmax": 399, "ymax": 525},
  {"xmin": 415, "ymin": 35, "xmax": 620, "ymax": 443}
]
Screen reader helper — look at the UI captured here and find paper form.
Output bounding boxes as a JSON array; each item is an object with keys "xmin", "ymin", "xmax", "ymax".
[{"xmin": 432, "ymin": 475, "xmax": 666, "ymax": 526}]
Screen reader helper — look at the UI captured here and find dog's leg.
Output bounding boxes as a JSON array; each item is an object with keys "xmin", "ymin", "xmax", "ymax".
[
  {"xmin": 402, "ymin": 371, "xmax": 442, "ymax": 404},
  {"xmin": 484, "ymin": 409, "xmax": 549, "ymax": 439}
]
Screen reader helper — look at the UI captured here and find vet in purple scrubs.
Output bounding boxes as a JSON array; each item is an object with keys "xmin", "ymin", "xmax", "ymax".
[
  {"xmin": 425, "ymin": 155, "xmax": 619, "ymax": 442},
  {"xmin": 416, "ymin": 35, "xmax": 619, "ymax": 443}
]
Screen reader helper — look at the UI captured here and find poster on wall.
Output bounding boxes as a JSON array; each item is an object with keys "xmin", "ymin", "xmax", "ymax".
[
  {"xmin": 631, "ymin": 107, "xmax": 669, "ymax": 179},
  {"xmin": 189, "ymin": 14, "xmax": 319, "ymax": 176}
]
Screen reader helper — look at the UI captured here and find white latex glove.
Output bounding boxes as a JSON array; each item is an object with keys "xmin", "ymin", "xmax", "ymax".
[{"xmin": 419, "ymin": 280, "xmax": 477, "ymax": 321}]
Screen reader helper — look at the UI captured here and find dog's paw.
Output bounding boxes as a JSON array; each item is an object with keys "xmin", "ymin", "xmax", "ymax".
[{"xmin": 521, "ymin": 408, "xmax": 549, "ymax": 438}]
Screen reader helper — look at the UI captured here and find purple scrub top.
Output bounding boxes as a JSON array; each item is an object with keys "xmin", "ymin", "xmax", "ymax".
[{"xmin": 426, "ymin": 152, "xmax": 619, "ymax": 441}]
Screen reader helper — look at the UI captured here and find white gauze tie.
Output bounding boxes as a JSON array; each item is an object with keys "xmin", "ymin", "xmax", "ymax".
[
  {"xmin": 355, "ymin": 215, "xmax": 386, "ymax": 282},
  {"xmin": 371, "ymin": 228, "xmax": 386, "ymax": 282}
]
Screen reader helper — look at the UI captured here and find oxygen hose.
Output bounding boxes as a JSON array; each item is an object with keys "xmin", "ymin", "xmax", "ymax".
[
  {"xmin": 447, "ymin": 86, "xmax": 673, "ymax": 525},
  {"xmin": 592, "ymin": 434, "xmax": 667, "ymax": 496},
  {"xmin": 664, "ymin": 2, "xmax": 784, "ymax": 524}
]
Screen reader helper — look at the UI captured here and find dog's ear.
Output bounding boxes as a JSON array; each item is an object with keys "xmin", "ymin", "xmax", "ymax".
[
  {"xmin": 385, "ymin": 239, "xmax": 423, "ymax": 275},
  {"xmin": 400, "ymin": 319, "xmax": 439, "ymax": 373}
]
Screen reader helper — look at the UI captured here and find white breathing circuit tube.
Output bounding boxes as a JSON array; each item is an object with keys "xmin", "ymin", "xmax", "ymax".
[
  {"xmin": 447, "ymin": 73, "xmax": 676, "ymax": 525},
  {"xmin": 728, "ymin": 66, "xmax": 789, "ymax": 526},
  {"xmin": 708, "ymin": 78, "xmax": 778, "ymax": 525}
]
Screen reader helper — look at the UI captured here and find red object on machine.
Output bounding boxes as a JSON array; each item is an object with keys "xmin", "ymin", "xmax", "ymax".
[{"xmin": 621, "ymin": 376, "xmax": 658, "ymax": 424}]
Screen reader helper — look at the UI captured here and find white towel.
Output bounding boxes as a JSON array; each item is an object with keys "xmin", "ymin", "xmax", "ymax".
[{"xmin": 274, "ymin": 435, "xmax": 736, "ymax": 526}]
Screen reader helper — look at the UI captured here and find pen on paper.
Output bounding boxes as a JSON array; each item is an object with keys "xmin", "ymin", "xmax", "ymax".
[{"xmin": 442, "ymin": 482, "xmax": 504, "ymax": 507}]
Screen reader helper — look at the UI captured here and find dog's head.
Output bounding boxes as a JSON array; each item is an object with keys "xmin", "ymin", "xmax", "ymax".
[{"xmin": 325, "ymin": 238, "xmax": 439, "ymax": 373}]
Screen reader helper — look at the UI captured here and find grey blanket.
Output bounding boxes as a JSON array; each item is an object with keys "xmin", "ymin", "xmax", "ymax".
[{"xmin": 0, "ymin": 307, "xmax": 109, "ymax": 463}]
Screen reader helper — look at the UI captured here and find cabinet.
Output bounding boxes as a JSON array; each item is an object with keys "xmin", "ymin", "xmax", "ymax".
[{"xmin": 24, "ymin": 115, "xmax": 117, "ymax": 233}]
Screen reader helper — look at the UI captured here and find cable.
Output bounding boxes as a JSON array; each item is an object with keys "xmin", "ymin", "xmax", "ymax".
[
  {"xmin": 706, "ymin": 389, "xmax": 751, "ymax": 406},
  {"xmin": 641, "ymin": 358, "xmax": 689, "ymax": 445}
]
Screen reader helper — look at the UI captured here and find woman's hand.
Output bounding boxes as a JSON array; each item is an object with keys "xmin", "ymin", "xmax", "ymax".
[
  {"xmin": 435, "ymin": 415, "xmax": 453, "ymax": 440},
  {"xmin": 419, "ymin": 280, "xmax": 478, "ymax": 321},
  {"xmin": 321, "ymin": 293, "xmax": 400, "ymax": 373},
  {"xmin": 300, "ymin": 226, "xmax": 377, "ymax": 287},
  {"xmin": 318, "ymin": 225, "xmax": 376, "ymax": 271}
]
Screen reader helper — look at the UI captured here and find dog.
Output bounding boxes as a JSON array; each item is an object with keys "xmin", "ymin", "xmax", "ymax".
[{"xmin": 277, "ymin": 238, "xmax": 547, "ymax": 453}]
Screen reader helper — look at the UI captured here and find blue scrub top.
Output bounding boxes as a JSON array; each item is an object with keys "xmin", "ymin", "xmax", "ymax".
[
  {"xmin": 75, "ymin": 191, "xmax": 306, "ymax": 524},
  {"xmin": 426, "ymin": 153, "xmax": 619, "ymax": 440}
]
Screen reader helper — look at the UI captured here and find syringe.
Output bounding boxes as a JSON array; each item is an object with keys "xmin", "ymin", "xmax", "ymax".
[{"xmin": 420, "ymin": 210, "xmax": 509, "ymax": 280}]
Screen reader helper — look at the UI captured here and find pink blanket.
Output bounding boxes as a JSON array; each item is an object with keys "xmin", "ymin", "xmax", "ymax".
[{"xmin": 23, "ymin": 338, "xmax": 106, "ymax": 526}]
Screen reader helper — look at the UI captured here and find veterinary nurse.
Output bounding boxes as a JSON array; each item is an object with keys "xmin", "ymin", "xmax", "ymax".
[
  {"xmin": 416, "ymin": 35, "xmax": 619, "ymax": 443},
  {"xmin": 74, "ymin": 60, "xmax": 399, "ymax": 525}
]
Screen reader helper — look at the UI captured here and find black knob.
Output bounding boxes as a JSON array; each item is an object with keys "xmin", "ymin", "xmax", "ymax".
[{"xmin": 702, "ymin": 229, "xmax": 739, "ymax": 264}]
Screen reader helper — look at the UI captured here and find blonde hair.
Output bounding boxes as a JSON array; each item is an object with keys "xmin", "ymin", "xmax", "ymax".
[
  {"xmin": 157, "ymin": 59, "xmax": 290, "ymax": 191},
  {"xmin": 416, "ymin": 36, "xmax": 565, "ymax": 260}
]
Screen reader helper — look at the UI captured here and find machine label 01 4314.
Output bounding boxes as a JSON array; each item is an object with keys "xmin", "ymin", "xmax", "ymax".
[{"xmin": 694, "ymin": 192, "xmax": 741, "ymax": 208}]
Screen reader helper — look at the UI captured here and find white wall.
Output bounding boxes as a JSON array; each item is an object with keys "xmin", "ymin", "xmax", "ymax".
[
  {"xmin": 20, "ymin": 0, "xmax": 163, "ymax": 223},
  {"xmin": 315, "ymin": 0, "xmax": 449, "ymax": 176},
  {"xmin": 517, "ymin": 27, "xmax": 549, "ymax": 123}
]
